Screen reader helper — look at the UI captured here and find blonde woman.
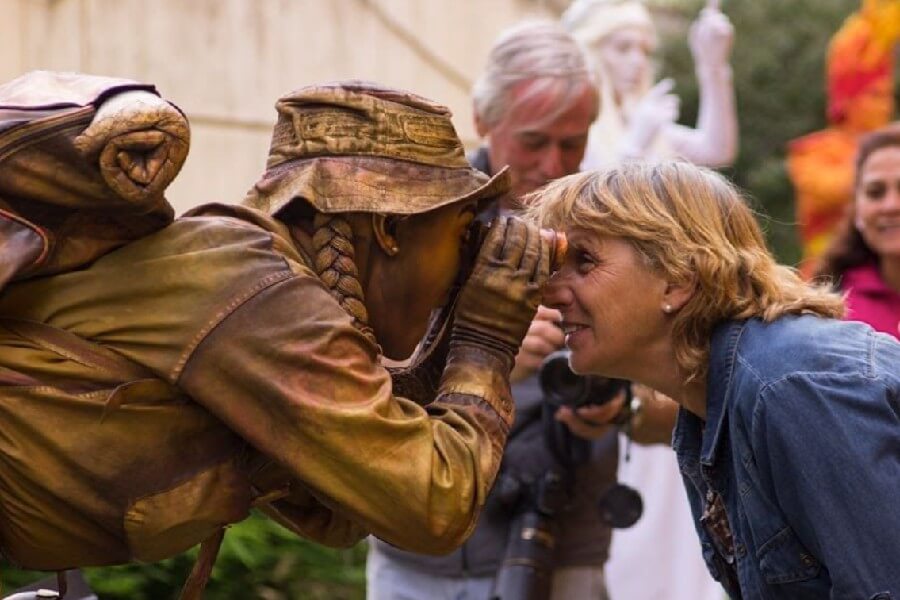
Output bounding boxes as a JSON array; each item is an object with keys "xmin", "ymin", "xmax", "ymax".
[
  {"xmin": 563, "ymin": 3, "xmax": 737, "ymax": 597},
  {"xmin": 529, "ymin": 161, "xmax": 900, "ymax": 599}
]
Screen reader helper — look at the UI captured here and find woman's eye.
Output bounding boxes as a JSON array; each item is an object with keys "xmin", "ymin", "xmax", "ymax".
[
  {"xmin": 864, "ymin": 183, "xmax": 887, "ymax": 201},
  {"xmin": 575, "ymin": 251, "xmax": 596, "ymax": 273}
]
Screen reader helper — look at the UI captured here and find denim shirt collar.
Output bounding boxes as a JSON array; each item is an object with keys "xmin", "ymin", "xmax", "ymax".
[{"xmin": 673, "ymin": 319, "xmax": 747, "ymax": 468}]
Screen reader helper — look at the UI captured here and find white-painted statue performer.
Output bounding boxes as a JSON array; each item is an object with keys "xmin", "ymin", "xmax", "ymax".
[
  {"xmin": 564, "ymin": 0, "xmax": 737, "ymax": 169},
  {"xmin": 562, "ymin": 2, "xmax": 737, "ymax": 599}
]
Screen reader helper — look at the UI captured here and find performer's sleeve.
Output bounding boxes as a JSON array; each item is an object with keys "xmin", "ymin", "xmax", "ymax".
[
  {"xmin": 752, "ymin": 373, "xmax": 900, "ymax": 597},
  {"xmin": 178, "ymin": 271, "xmax": 511, "ymax": 554}
]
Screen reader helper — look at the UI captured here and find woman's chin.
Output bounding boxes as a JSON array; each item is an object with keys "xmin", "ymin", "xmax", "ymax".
[{"xmin": 567, "ymin": 350, "xmax": 593, "ymax": 375}]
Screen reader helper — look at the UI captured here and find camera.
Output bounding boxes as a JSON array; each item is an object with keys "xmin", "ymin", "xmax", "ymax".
[
  {"xmin": 489, "ymin": 470, "xmax": 566, "ymax": 600},
  {"xmin": 490, "ymin": 349, "xmax": 643, "ymax": 600},
  {"xmin": 539, "ymin": 349, "xmax": 630, "ymax": 410}
]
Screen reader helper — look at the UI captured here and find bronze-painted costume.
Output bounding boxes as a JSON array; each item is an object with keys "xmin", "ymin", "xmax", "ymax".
[{"xmin": 0, "ymin": 75, "xmax": 547, "ymax": 595}]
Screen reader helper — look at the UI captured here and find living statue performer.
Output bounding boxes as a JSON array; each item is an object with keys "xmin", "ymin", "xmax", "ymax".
[
  {"xmin": 562, "ymin": 0, "xmax": 737, "ymax": 169},
  {"xmin": 788, "ymin": 0, "xmax": 900, "ymax": 278},
  {"xmin": 561, "ymin": 2, "xmax": 736, "ymax": 598},
  {"xmin": 0, "ymin": 73, "xmax": 558, "ymax": 599}
]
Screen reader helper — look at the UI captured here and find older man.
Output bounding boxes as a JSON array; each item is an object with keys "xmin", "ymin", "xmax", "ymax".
[{"xmin": 366, "ymin": 21, "xmax": 657, "ymax": 600}]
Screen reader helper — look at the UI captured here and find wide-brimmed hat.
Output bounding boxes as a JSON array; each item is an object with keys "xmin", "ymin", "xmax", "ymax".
[{"xmin": 243, "ymin": 81, "xmax": 509, "ymax": 216}]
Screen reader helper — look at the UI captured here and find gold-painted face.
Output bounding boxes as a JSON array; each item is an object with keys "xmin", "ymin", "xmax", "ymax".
[{"xmin": 366, "ymin": 200, "xmax": 480, "ymax": 360}]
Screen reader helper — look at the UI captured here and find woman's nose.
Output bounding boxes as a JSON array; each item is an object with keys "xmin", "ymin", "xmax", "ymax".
[{"xmin": 542, "ymin": 271, "xmax": 573, "ymax": 310}]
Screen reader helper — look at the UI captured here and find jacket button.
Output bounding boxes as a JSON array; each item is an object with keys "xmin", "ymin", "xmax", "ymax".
[{"xmin": 800, "ymin": 553, "xmax": 816, "ymax": 567}]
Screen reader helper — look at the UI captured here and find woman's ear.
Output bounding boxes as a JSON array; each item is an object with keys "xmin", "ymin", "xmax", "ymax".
[
  {"xmin": 661, "ymin": 277, "xmax": 695, "ymax": 314},
  {"xmin": 372, "ymin": 214, "xmax": 400, "ymax": 256}
]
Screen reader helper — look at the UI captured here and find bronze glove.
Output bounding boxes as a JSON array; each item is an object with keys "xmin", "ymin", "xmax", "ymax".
[{"xmin": 450, "ymin": 216, "xmax": 551, "ymax": 362}]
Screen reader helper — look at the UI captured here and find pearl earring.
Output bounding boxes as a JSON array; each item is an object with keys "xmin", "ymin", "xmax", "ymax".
[{"xmin": 663, "ymin": 304, "xmax": 673, "ymax": 313}]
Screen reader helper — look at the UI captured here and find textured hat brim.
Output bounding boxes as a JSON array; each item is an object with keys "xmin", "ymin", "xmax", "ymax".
[{"xmin": 243, "ymin": 156, "xmax": 510, "ymax": 216}]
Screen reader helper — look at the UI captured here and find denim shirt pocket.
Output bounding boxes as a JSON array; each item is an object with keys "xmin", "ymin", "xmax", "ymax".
[{"xmin": 757, "ymin": 526, "xmax": 821, "ymax": 584}]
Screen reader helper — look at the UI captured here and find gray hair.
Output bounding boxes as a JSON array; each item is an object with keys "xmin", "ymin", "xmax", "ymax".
[{"xmin": 472, "ymin": 20, "xmax": 599, "ymax": 129}]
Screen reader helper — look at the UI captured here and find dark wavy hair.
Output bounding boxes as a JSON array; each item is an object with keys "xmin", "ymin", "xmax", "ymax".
[{"xmin": 815, "ymin": 124, "xmax": 900, "ymax": 284}]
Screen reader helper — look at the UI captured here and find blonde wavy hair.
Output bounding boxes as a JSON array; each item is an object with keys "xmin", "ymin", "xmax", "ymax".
[{"xmin": 526, "ymin": 161, "xmax": 845, "ymax": 379}]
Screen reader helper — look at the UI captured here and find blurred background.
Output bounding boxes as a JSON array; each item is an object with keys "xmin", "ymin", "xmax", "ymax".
[{"xmin": 1, "ymin": 0, "xmax": 896, "ymax": 598}]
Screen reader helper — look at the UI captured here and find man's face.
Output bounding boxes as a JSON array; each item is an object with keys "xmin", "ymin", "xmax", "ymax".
[{"xmin": 479, "ymin": 79, "xmax": 597, "ymax": 201}]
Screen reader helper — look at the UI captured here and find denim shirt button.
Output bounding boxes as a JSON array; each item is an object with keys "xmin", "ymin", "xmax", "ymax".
[
  {"xmin": 799, "ymin": 553, "xmax": 815, "ymax": 567},
  {"xmin": 736, "ymin": 542, "xmax": 747, "ymax": 557}
]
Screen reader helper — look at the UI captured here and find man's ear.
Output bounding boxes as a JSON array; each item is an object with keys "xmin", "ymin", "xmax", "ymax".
[
  {"xmin": 372, "ymin": 214, "xmax": 400, "ymax": 256},
  {"xmin": 473, "ymin": 103, "xmax": 490, "ymax": 138}
]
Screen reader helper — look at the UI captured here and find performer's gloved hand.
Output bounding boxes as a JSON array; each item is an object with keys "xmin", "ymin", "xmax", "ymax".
[
  {"xmin": 73, "ymin": 90, "xmax": 190, "ymax": 205},
  {"xmin": 450, "ymin": 216, "xmax": 551, "ymax": 365},
  {"xmin": 74, "ymin": 90, "xmax": 184, "ymax": 159}
]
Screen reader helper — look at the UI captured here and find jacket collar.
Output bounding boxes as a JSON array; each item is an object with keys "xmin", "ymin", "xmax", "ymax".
[
  {"xmin": 701, "ymin": 320, "xmax": 748, "ymax": 466},
  {"xmin": 674, "ymin": 320, "xmax": 747, "ymax": 468}
]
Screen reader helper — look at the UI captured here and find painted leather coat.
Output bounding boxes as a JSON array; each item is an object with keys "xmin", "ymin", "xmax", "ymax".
[{"xmin": 0, "ymin": 205, "xmax": 510, "ymax": 570}]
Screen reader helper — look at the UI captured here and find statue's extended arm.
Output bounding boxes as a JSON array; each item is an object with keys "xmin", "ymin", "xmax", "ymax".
[{"xmin": 666, "ymin": 7, "xmax": 738, "ymax": 167}]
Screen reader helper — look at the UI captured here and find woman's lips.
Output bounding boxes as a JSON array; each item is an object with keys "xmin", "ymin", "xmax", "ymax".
[{"xmin": 561, "ymin": 323, "xmax": 590, "ymax": 346}]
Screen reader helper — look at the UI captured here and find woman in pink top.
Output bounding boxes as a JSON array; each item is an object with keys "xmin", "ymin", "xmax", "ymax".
[{"xmin": 817, "ymin": 124, "xmax": 900, "ymax": 339}]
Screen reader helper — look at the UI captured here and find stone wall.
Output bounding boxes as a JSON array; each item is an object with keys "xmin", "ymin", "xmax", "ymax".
[{"xmin": 1, "ymin": 0, "xmax": 556, "ymax": 212}]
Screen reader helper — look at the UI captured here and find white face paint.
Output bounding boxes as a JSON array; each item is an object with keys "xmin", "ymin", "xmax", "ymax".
[{"xmin": 594, "ymin": 26, "xmax": 655, "ymax": 102}]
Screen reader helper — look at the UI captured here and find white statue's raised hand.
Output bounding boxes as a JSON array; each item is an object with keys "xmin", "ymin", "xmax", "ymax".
[{"xmin": 689, "ymin": 5, "xmax": 735, "ymax": 72}]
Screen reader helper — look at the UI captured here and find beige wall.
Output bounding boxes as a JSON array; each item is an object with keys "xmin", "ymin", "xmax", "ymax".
[{"xmin": 1, "ymin": 0, "xmax": 558, "ymax": 213}]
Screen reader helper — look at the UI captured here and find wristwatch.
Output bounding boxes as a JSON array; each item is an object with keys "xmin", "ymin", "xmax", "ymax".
[{"xmin": 614, "ymin": 391, "xmax": 644, "ymax": 432}]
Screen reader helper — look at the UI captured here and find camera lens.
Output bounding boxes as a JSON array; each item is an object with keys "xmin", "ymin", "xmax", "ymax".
[
  {"xmin": 598, "ymin": 483, "xmax": 643, "ymax": 529},
  {"xmin": 539, "ymin": 349, "xmax": 628, "ymax": 408},
  {"xmin": 540, "ymin": 350, "xmax": 591, "ymax": 407}
]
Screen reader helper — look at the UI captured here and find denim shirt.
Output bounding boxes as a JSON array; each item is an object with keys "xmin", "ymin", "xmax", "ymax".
[{"xmin": 673, "ymin": 315, "xmax": 900, "ymax": 600}]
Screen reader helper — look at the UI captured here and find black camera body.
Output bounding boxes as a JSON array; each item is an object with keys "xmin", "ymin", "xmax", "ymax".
[{"xmin": 491, "ymin": 349, "xmax": 643, "ymax": 600}]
